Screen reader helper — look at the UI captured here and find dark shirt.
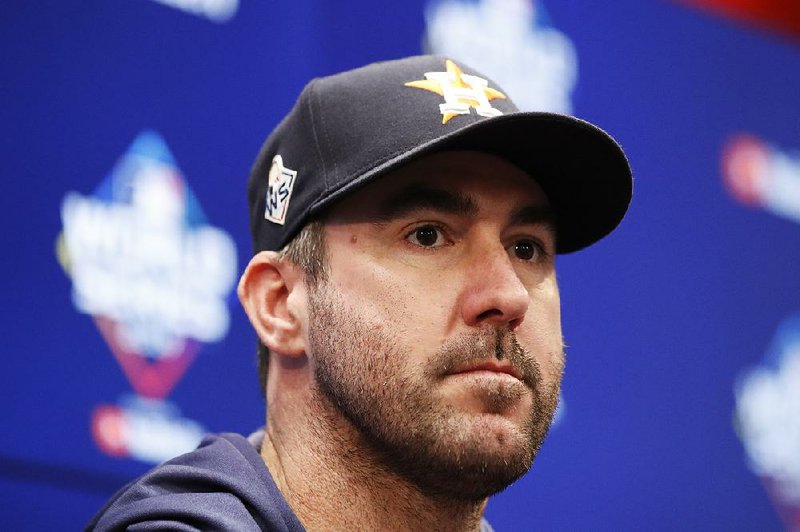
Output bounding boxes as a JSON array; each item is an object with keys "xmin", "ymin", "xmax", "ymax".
[{"xmin": 88, "ymin": 432, "xmax": 304, "ymax": 531}]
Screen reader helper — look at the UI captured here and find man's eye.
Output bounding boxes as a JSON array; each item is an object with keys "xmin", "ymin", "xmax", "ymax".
[
  {"xmin": 510, "ymin": 239, "xmax": 543, "ymax": 262},
  {"xmin": 406, "ymin": 225, "xmax": 444, "ymax": 247}
]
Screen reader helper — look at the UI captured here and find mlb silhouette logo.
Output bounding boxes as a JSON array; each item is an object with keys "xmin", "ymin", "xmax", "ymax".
[{"xmin": 265, "ymin": 154, "xmax": 297, "ymax": 225}]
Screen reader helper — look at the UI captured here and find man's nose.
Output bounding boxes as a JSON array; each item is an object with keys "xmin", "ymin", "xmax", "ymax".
[{"xmin": 459, "ymin": 241, "xmax": 529, "ymax": 330}]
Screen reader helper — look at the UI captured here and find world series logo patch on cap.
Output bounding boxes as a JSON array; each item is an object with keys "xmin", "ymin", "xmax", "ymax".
[
  {"xmin": 405, "ymin": 59, "xmax": 506, "ymax": 124},
  {"xmin": 265, "ymin": 154, "xmax": 297, "ymax": 225}
]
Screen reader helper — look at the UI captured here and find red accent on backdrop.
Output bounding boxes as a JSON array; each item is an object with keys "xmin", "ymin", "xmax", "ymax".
[
  {"xmin": 679, "ymin": 0, "xmax": 800, "ymax": 40},
  {"xmin": 95, "ymin": 316, "xmax": 200, "ymax": 400}
]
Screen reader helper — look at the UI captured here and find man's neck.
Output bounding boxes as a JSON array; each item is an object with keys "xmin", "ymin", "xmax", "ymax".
[{"xmin": 261, "ymin": 389, "xmax": 486, "ymax": 532}]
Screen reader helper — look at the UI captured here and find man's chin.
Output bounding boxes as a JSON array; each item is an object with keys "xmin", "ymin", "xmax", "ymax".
[
  {"xmin": 459, "ymin": 412, "xmax": 536, "ymax": 465},
  {"xmin": 412, "ymin": 433, "xmax": 534, "ymax": 500},
  {"xmin": 436, "ymin": 377, "xmax": 535, "ymax": 427},
  {"xmin": 388, "ymin": 410, "xmax": 536, "ymax": 500}
]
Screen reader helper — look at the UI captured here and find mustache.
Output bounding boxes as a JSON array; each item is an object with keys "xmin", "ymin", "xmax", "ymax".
[{"xmin": 426, "ymin": 328, "xmax": 540, "ymax": 390}]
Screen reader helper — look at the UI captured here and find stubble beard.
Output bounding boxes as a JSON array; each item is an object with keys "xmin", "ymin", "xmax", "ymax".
[{"xmin": 307, "ymin": 283, "xmax": 563, "ymax": 502}]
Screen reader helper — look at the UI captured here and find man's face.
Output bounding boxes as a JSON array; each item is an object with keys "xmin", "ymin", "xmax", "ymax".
[{"xmin": 305, "ymin": 151, "xmax": 564, "ymax": 500}]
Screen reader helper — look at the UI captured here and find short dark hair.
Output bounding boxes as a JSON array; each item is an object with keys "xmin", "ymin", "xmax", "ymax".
[{"xmin": 257, "ymin": 220, "xmax": 327, "ymax": 394}]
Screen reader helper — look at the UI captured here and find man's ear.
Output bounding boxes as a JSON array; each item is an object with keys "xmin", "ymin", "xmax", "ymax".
[{"xmin": 238, "ymin": 251, "xmax": 306, "ymax": 357}]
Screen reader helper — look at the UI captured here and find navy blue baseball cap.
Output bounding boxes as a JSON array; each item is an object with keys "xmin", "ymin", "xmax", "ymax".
[{"xmin": 247, "ymin": 55, "xmax": 632, "ymax": 254}]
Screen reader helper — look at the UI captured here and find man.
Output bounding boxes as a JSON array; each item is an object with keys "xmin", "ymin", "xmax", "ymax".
[{"xmin": 89, "ymin": 55, "xmax": 631, "ymax": 531}]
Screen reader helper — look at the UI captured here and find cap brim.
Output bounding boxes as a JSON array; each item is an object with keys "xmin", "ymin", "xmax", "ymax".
[{"xmin": 310, "ymin": 112, "xmax": 633, "ymax": 254}]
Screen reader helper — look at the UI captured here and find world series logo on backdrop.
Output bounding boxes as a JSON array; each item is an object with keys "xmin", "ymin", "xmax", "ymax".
[
  {"xmin": 57, "ymin": 131, "xmax": 238, "ymax": 463},
  {"xmin": 734, "ymin": 315, "xmax": 800, "ymax": 530}
]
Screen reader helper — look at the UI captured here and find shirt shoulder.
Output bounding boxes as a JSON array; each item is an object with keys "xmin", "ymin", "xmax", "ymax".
[{"xmin": 87, "ymin": 432, "xmax": 304, "ymax": 532}]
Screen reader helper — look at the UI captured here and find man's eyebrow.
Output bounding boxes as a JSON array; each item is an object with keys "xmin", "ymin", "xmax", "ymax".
[
  {"xmin": 373, "ymin": 185, "xmax": 479, "ymax": 221},
  {"xmin": 508, "ymin": 205, "xmax": 557, "ymax": 230}
]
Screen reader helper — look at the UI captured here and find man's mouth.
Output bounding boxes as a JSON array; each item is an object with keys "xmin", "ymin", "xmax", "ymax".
[{"xmin": 449, "ymin": 360, "xmax": 523, "ymax": 381}]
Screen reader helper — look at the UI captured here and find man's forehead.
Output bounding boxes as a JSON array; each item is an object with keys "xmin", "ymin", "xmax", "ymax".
[{"xmin": 375, "ymin": 184, "xmax": 554, "ymax": 225}]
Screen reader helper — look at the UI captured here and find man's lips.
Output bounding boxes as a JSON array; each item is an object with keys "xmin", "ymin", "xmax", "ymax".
[{"xmin": 448, "ymin": 361, "xmax": 522, "ymax": 381}]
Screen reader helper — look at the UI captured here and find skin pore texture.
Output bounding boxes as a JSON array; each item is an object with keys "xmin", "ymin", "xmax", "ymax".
[{"xmin": 240, "ymin": 151, "xmax": 566, "ymax": 532}]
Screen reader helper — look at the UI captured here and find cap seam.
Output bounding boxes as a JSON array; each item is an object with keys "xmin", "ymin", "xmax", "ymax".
[{"xmin": 306, "ymin": 79, "xmax": 329, "ymax": 189}]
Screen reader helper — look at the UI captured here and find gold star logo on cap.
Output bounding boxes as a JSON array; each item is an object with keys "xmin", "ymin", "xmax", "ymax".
[{"xmin": 405, "ymin": 59, "xmax": 506, "ymax": 124}]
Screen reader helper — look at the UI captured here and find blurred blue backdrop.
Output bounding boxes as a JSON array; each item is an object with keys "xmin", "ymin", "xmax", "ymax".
[{"xmin": 2, "ymin": 0, "xmax": 799, "ymax": 529}]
